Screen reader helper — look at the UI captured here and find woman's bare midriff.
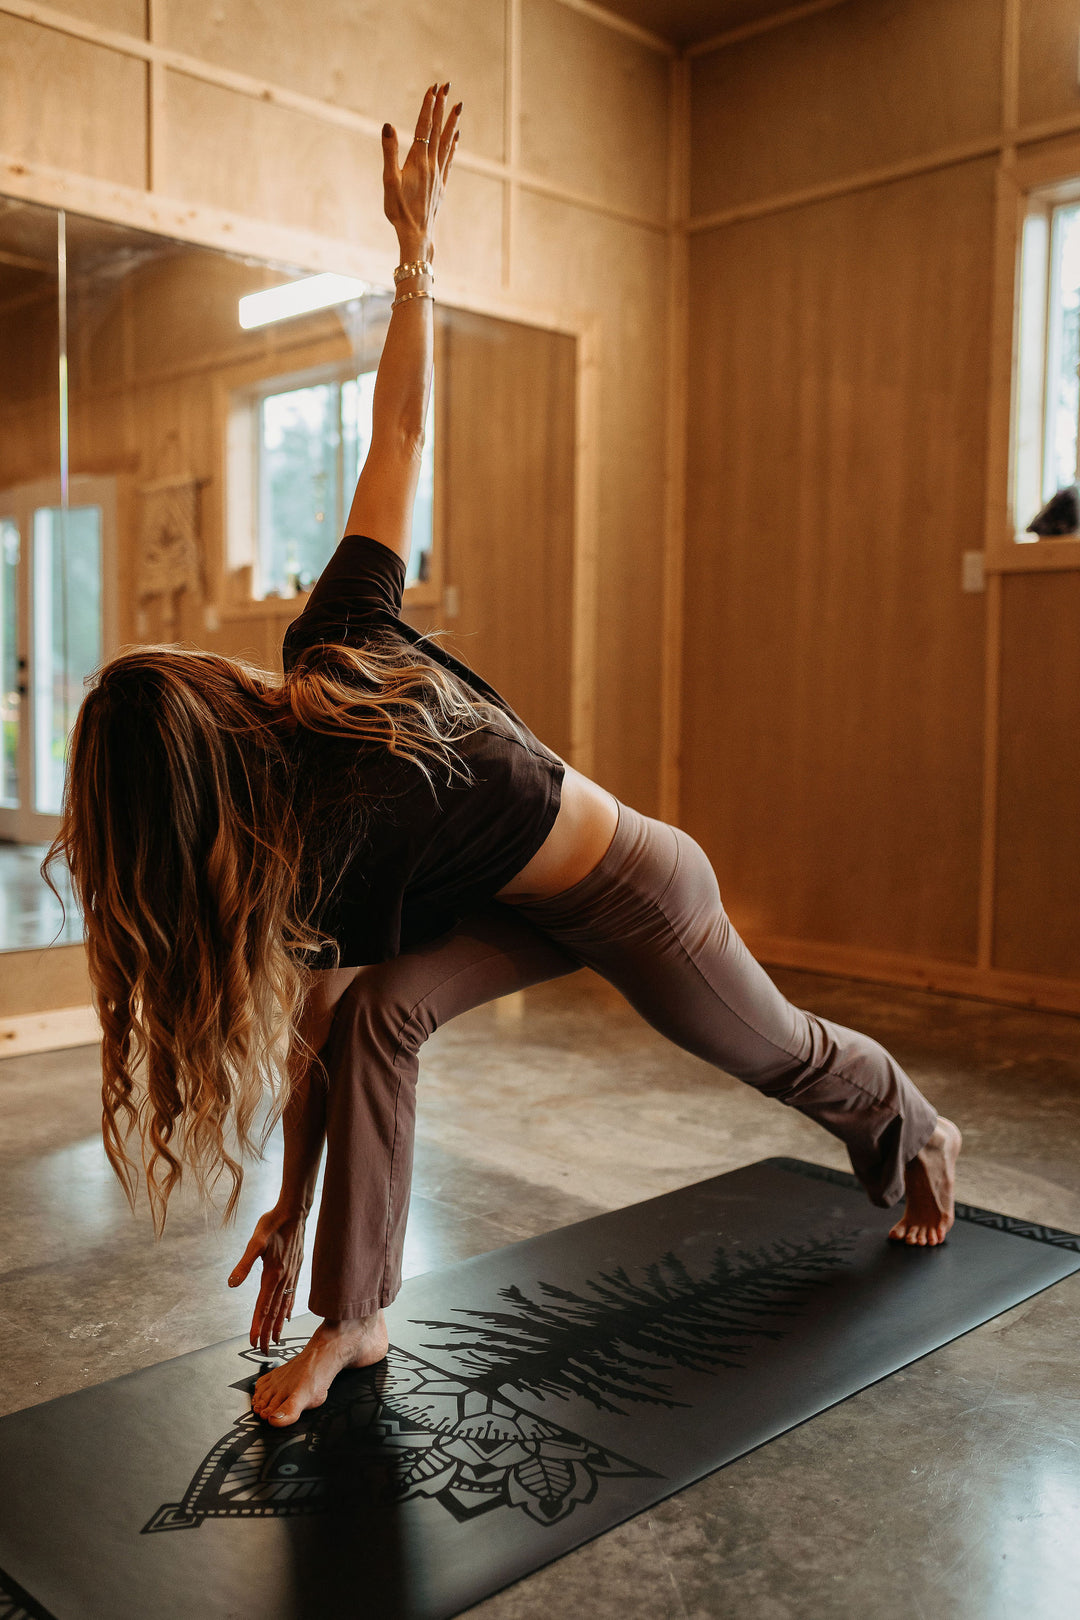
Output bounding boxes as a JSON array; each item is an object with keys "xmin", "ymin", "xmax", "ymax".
[{"xmin": 496, "ymin": 765, "xmax": 619, "ymax": 903}]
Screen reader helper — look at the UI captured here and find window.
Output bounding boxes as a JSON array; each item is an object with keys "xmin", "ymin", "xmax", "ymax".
[
  {"xmin": 1013, "ymin": 194, "xmax": 1080, "ymax": 541},
  {"xmin": 243, "ymin": 363, "xmax": 435, "ymax": 598}
]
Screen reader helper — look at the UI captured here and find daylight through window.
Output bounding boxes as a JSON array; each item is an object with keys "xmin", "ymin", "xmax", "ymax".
[
  {"xmin": 255, "ymin": 368, "xmax": 434, "ymax": 596},
  {"xmin": 1014, "ymin": 195, "xmax": 1080, "ymax": 541}
]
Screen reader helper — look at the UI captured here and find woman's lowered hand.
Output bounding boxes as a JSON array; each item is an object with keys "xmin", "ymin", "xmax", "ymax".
[{"xmin": 229, "ymin": 1205, "xmax": 308, "ymax": 1355}]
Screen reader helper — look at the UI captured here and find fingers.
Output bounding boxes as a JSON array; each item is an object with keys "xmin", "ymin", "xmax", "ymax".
[
  {"xmin": 228, "ymin": 1235, "xmax": 261, "ymax": 1289},
  {"xmin": 381, "ymin": 121, "xmax": 400, "ymax": 189},
  {"xmin": 413, "ymin": 81, "xmax": 438, "ymax": 147},
  {"xmin": 251, "ymin": 1266, "xmax": 279, "ymax": 1350},
  {"xmin": 429, "ymin": 81, "xmax": 450, "ymax": 152},
  {"xmin": 269, "ymin": 1277, "xmax": 294, "ymax": 1346},
  {"xmin": 439, "ymin": 100, "xmax": 462, "ymax": 174},
  {"xmin": 252, "ymin": 1275, "xmax": 298, "ymax": 1352}
]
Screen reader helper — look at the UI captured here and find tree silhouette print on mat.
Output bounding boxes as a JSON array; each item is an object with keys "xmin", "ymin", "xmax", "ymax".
[{"xmin": 416, "ymin": 1231, "xmax": 855, "ymax": 1415}]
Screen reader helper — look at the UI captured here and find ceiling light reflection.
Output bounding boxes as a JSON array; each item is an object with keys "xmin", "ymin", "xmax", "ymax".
[{"xmin": 239, "ymin": 273, "xmax": 369, "ymax": 330}]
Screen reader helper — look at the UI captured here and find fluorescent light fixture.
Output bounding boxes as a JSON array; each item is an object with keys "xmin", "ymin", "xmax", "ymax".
[{"xmin": 239, "ymin": 272, "xmax": 368, "ymax": 329}]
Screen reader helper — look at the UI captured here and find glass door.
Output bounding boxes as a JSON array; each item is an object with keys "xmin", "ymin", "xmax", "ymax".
[{"xmin": 0, "ymin": 477, "xmax": 114, "ymax": 845}]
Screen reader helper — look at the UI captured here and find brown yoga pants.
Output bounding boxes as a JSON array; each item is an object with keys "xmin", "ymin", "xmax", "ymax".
[{"xmin": 307, "ymin": 802, "xmax": 939, "ymax": 1319}]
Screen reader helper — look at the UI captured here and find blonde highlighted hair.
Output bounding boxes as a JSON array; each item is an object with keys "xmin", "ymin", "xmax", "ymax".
[{"xmin": 45, "ymin": 638, "xmax": 481, "ymax": 1234}]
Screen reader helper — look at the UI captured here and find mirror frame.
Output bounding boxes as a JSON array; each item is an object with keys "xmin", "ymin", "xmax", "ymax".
[{"xmin": 0, "ymin": 163, "xmax": 602, "ymax": 1045}]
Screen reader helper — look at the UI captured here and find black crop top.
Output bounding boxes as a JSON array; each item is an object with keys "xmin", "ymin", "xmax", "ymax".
[{"xmin": 282, "ymin": 535, "xmax": 565, "ymax": 966}]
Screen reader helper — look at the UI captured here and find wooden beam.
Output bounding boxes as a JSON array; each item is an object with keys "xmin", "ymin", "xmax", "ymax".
[
  {"xmin": 687, "ymin": 0, "xmax": 856, "ymax": 59},
  {"xmin": 0, "ymin": 149, "xmax": 592, "ymax": 336},
  {"xmin": 688, "ymin": 135, "xmax": 1004, "ymax": 233},
  {"xmin": 551, "ymin": 0, "xmax": 676, "ymax": 56}
]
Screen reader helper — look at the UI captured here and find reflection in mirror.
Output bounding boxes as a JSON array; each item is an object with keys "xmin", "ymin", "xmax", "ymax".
[
  {"xmin": 1, "ymin": 198, "xmax": 576, "ymax": 953},
  {"xmin": 0, "ymin": 197, "xmax": 66, "ymax": 947}
]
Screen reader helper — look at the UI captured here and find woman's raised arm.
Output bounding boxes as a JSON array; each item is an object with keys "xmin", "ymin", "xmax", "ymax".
[{"xmin": 343, "ymin": 83, "xmax": 461, "ymax": 563}]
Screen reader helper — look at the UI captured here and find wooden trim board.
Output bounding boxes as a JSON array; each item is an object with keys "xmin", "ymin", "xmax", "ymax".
[
  {"xmin": 0, "ymin": 1005, "xmax": 100, "ymax": 1058},
  {"xmin": 743, "ymin": 931, "xmax": 1080, "ymax": 1020}
]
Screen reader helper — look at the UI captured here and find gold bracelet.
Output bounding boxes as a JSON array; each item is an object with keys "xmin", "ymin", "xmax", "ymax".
[
  {"xmin": 394, "ymin": 259, "xmax": 434, "ymax": 284},
  {"xmin": 391, "ymin": 288, "xmax": 434, "ymax": 309}
]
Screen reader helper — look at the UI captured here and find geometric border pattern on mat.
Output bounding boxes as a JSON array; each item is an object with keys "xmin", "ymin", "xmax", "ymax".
[{"xmin": 771, "ymin": 1157, "xmax": 1080, "ymax": 1253}]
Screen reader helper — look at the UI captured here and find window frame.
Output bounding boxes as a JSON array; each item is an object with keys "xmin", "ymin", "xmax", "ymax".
[
  {"xmin": 989, "ymin": 141, "xmax": 1080, "ymax": 576},
  {"xmin": 214, "ymin": 319, "xmax": 443, "ymax": 618}
]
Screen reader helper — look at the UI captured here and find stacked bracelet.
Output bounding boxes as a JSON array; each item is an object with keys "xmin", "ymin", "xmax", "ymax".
[
  {"xmin": 394, "ymin": 259, "xmax": 433, "ymax": 284},
  {"xmin": 391, "ymin": 287, "xmax": 434, "ymax": 309}
]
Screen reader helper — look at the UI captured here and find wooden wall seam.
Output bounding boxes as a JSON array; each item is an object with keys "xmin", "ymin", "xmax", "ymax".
[
  {"xmin": 502, "ymin": 0, "xmax": 521, "ymax": 289},
  {"xmin": 569, "ymin": 317, "xmax": 602, "ymax": 777},
  {"xmin": 145, "ymin": 0, "xmax": 166, "ymax": 194},
  {"xmin": 659, "ymin": 52, "xmax": 689, "ymax": 824},
  {"xmin": 975, "ymin": 0, "xmax": 1020, "ymax": 971},
  {"xmin": 976, "ymin": 573, "xmax": 1003, "ymax": 970}
]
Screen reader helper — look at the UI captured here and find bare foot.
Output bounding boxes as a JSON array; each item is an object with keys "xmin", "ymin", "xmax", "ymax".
[
  {"xmin": 888, "ymin": 1118, "xmax": 962, "ymax": 1247},
  {"xmin": 251, "ymin": 1312, "xmax": 389, "ymax": 1426}
]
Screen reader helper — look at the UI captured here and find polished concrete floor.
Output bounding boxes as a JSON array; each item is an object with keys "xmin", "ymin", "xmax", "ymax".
[{"xmin": 1, "ymin": 965, "xmax": 1078, "ymax": 1618}]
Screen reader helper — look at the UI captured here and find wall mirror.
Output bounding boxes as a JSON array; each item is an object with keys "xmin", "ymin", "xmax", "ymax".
[{"xmin": 0, "ymin": 199, "xmax": 576, "ymax": 954}]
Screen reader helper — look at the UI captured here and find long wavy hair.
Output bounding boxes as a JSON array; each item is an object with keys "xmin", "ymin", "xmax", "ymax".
[{"xmin": 44, "ymin": 638, "xmax": 481, "ymax": 1234}]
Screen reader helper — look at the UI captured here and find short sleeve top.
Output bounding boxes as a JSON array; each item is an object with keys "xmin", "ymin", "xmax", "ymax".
[{"xmin": 282, "ymin": 535, "xmax": 565, "ymax": 966}]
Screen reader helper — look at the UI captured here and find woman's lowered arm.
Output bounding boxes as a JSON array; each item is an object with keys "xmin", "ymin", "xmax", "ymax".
[
  {"xmin": 343, "ymin": 82, "xmax": 462, "ymax": 563},
  {"xmin": 229, "ymin": 966, "xmax": 359, "ymax": 1353}
]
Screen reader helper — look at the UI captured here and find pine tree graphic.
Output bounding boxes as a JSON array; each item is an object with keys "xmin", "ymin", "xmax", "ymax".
[{"xmin": 415, "ymin": 1230, "xmax": 854, "ymax": 1416}]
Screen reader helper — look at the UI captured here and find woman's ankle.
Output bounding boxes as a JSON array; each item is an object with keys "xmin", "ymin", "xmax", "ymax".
[{"xmin": 319, "ymin": 1311, "xmax": 381, "ymax": 1336}]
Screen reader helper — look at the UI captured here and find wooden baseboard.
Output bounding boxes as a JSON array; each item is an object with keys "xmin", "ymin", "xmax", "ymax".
[
  {"xmin": 742, "ymin": 932, "xmax": 1080, "ymax": 1018},
  {"xmin": 0, "ymin": 1005, "xmax": 101, "ymax": 1059}
]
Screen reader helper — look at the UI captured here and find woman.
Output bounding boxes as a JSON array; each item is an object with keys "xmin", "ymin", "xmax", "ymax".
[{"xmin": 53, "ymin": 85, "xmax": 960, "ymax": 1431}]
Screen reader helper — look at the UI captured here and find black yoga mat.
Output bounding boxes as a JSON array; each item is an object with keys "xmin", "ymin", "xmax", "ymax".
[{"xmin": 1, "ymin": 1157, "xmax": 1078, "ymax": 1620}]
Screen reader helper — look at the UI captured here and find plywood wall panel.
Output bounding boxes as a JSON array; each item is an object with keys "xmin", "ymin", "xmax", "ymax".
[
  {"xmin": 164, "ymin": 0, "xmax": 507, "ymax": 163},
  {"xmin": 425, "ymin": 167, "xmax": 505, "ymax": 289},
  {"xmin": 513, "ymin": 191, "xmax": 670, "ymax": 811},
  {"xmin": 521, "ymin": 0, "xmax": 670, "ymax": 222},
  {"xmin": 1018, "ymin": 0, "xmax": 1080, "ymax": 130},
  {"xmin": 681, "ymin": 161, "xmax": 995, "ymax": 962},
  {"xmin": 59, "ymin": 0, "xmax": 147, "ymax": 30},
  {"xmin": 690, "ymin": 0, "xmax": 1002, "ymax": 218},
  {"xmin": 993, "ymin": 571, "xmax": 1080, "ymax": 979},
  {"xmin": 439, "ymin": 312, "xmax": 577, "ymax": 758},
  {"xmin": 0, "ymin": 16, "xmax": 147, "ymax": 189},
  {"xmin": 163, "ymin": 72, "xmax": 387, "ymax": 242}
]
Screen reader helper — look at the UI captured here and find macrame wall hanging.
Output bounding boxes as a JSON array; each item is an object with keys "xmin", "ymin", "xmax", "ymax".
[{"xmin": 135, "ymin": 474, "xmax": 205, "ymax": 636}]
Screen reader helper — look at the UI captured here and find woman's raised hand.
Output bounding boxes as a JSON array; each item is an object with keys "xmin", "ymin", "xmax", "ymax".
[{"xmin": 381, "ymin": 83, "xmax": 462, "ymax": 257}]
